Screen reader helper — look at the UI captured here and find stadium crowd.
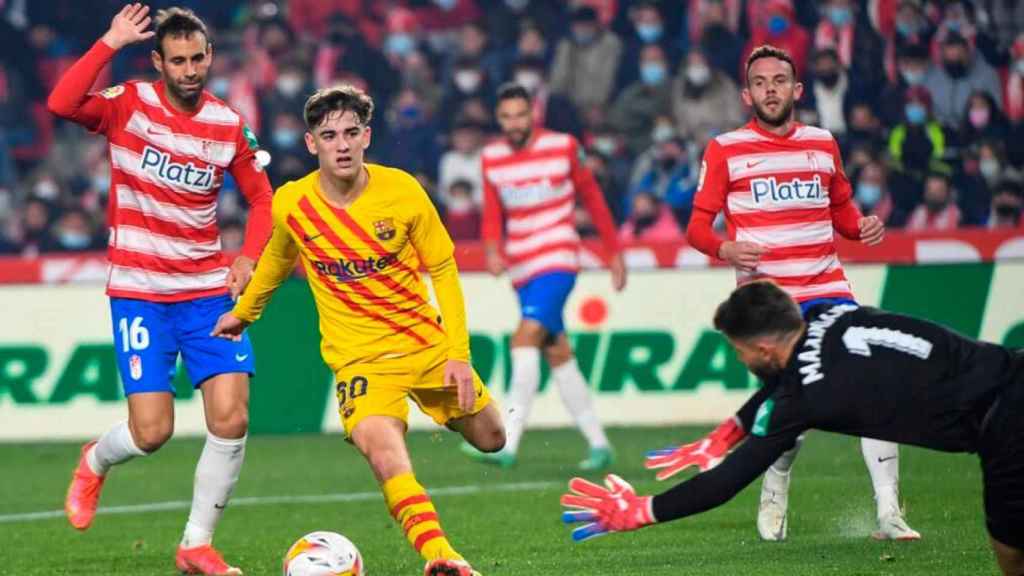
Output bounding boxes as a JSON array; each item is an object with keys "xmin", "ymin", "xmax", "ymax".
[{"xmin": 1, "ymin": 0, "xmax": 1023, "ymax": 258}]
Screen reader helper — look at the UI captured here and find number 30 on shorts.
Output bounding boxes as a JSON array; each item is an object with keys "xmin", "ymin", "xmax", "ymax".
[
  {"xmin": 118, "ymin": 316, "xmax": 150, "ymax": 352},
  {"xmin": 336, "ymin": 376, "xmax": 368, "ymax": 405}
]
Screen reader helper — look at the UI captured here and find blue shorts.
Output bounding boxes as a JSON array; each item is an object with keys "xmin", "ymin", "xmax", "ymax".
[
  {"xmin": 110, "ymin": 294, "xmax": 254, "ymax": 395},
  {"xmin": 515, "ymin": 271, "xmax": 576, "ymax": 336},
  {"xmin": 799, "ymin": 297, "xmax": 858, "ymax": 318}
]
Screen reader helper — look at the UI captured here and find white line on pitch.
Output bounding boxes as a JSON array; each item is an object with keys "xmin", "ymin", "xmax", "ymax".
[{"xmin": 0, "ymin": 481, "xmax": 559, "ymax": 525}]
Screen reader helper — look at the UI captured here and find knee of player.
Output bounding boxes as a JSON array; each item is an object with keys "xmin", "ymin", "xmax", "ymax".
[
  {"xmin": 208, "ymin": 411, "xmax": 249, "ymax": 439},
  {"xmin": 130, "ymin": 421, "xmax": 173, "ymax": 453}
]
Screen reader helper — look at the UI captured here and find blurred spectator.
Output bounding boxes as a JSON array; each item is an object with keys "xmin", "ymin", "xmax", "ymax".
[
  {"xmin": 889, "ymin": 86, "xmax": 946, "ymax": 175},
  {"xmin": 741, "ymin": 0, "xmax": 810, "ymax": 79},
  {"xmin": 288, "ymin": 0, "xmax": 386, "ymax": 46},
  {"xmin": 929, "ymin": 0, "xmax": 1002, "ymax": 66},
  {"xmin": 413, "ymin": 0, "xmax": 481, "ymax": 36},
  {"xmin": 483, "ymin": 0, "xmax": 566, "ymax": 49},
  {"xmin": 512, "ymin": 56, "xmax": 583, "ymax": 138},
  {"xmin": 608, "ymin": 44, "xmax": 672, "ymax": 155},
  {"xmin": 512, "ymin": 22, "xmax": 551, "ymax": 67},
  {"xmin": 628, "ymin": 136, "xmax": 699, "ymax": 225},
  {"xmin": 885, "ymin": 0, "xmax": 935, "ymax": 77},
  {"xmin": 984, "ymin": 179, "xmax": 1024, "ymax": 229},
  {"xmin": 616, "ymin": 1, "xmax": 681, "ymax": 94},
  {"xmin": 438, "ymin": 118, "xmax": 486, "ymax": 206},
  {"xmin": 812, "ymin": 0, "xmax": 885, "ymax": 95},
  {"xmin": 438, "ymin": 56, "xmax": 496, "ymax": 131},
  {"xmin": 443, "ymin": 179, "xmax": 481, "ymax": 240},
  {"xmin": 618, "ymin": 191, "xmax": 684, "ymax": 241},
  {"xmin": 13, "ymin": 196, "xmax": 53, "ymax": 258},
  {"xmin": 583, "ymin": 147, "xmax": 627, "ymax": 224},
  {"xmin": 853, "ymin": 160, "xmax": 906, "ymax": 228},
  {"xmin": 397, "ymin": 51, "xmax": 444, "ymax": 120},
  {"xmin": 670, "ymin": 49, "xmax": 744, "ymax": 149},
  {"xmin": 445, "ymin": 22, "xmax": 505, "ymax": 92},
  {"xmin": 1000, "ymin": 34, "xmax": 1024, "ymax": 125},
  {"xmin": 264, "ymin": 112, "xmax": 316, "ymax": 186},
  {"xmin": 977, "ymin": 1, "xmax": 1024, "ymax": 54},
  {"xmin": 314, "ymin": 13, "xmax": 399, "ymax": 109},
  {"xmin": 258, "ymin": 59, "xmax": 313, "ymax": 144},
  {"xmin": 219, "ymin": 218, "xmax": 245, "ymax": 253},
  {"xmin": 386, "ymin": 88, "xmax": 442, "ymax": 179},
  {"xmin": 880, "ymin": 42, "xmax": 932, "ymax": 127},
  {"xmin": 906, "ymin": 172, "xmax": 962, "ymax": 231},
  {"xmin": 959, "ymin": 90, "xmax": 1009, "ymax": 146},
  {"xmin": 42, "ymin": 208, "xmax": 99, "ymax": 253},
  {"xmin": 695, "ymin": 0, "xmax": 744, "ymax": 84},
  {"xmin": 549, "ymin": 6, "xmax": 623, "ymax": 111},
  {"xmin": 804, "ymin": 48, "xmax": 855, "ymax": 137},
  {"xmin": 924, "ymin": 33, "xmax": 1002, "ymax": 128},
  {"xmin": 842, "ymin": 102, "xmax": 885, "ymax": 156}
]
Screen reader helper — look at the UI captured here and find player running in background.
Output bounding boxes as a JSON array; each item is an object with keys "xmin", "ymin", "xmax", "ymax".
[
  {"xmin": 48, "ymin": 5, "xmax": 272, "ymax": 574},
  {"xmin": 563, "ymin": 281, "xmax": 1024, "ymax": 576},
  {"xmin": 650, "ymin": 45, "xmax": 918, "ymax": 542},
  {"xmin": 464, "ymin": 83, "xmax": 626, "ymax": 471},
  {"xmin": 211, "ymin": 85, "xmax": 505, "ymax": 576}
]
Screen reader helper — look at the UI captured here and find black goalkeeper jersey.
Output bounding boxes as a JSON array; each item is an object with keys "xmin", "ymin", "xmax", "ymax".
[{"xmin": 653, "ymin": 304, "xmax": 1024, "ymax": 523}]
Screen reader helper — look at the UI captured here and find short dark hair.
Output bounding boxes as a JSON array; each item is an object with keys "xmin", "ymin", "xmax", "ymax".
[
  {"xmin": 496, "ymin": 82, "xmax": 531, "ymax": 106},
  {"xmin": 713, "ymin": 281, "xmax": 804, "ymax": 342},
  {"xmin": 745, "ymin": 44, "xmax": 797, "ymax": 83},
  {"xmin": 303, "ymin": 85, "xmax": 374, "ymax": 130},
  {"xmin": 154, "ymin": 7, "xmax": 209, "ymax": 57}
]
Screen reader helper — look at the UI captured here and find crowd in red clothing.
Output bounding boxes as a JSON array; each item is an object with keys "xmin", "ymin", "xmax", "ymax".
[{"xmin": 1, "ymin": 0, "xmax": 1023, "ymax": 258}]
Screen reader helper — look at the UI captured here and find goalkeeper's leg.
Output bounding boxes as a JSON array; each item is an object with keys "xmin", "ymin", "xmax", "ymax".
[{"xmin": 757, "ymin": 434, "xmax": 804, "ymax": 541}]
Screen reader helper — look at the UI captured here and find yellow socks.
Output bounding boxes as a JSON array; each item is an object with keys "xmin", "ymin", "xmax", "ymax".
[{"xmin": 382, "ymin": 472, "xmax": 462, "ymax": 561}]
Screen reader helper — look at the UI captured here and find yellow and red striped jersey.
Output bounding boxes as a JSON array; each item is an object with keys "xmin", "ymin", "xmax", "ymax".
[{"xmin": 233, "ymin": 164, "xmax": 471, "ymax": 370}]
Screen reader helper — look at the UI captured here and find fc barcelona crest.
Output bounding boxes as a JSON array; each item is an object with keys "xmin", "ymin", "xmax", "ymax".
[{"xmin": 373, "ymin": 218, "xmax": 396, "ymax": 241}]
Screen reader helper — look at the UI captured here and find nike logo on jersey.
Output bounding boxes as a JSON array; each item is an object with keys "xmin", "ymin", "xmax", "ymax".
[
  {"xmin": 140, "ymin": 146, "xmax": 215, "ymax": 191},
  {"xmin": 304, "ymin": 233, "xmax": 324, "ymax": 242},
  {"xmin": 235, "ymin": 353, "xmax": 249, "ymax": 362},
  {"xmin": 751, "ymin": 175, "xmax": 825, "ymax": 205},
  {"xmin": 746, "ymin": 159, "xmax": 766, "ymax": 168}
]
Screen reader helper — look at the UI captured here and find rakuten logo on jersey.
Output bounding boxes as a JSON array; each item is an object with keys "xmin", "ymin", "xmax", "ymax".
[
  {"xmin": 313, "ymin": 253, "xmax": 397, "ymax": 282},
  {"xmin": 140, "ymin": 146, "xmax": 216, "ymax": 191},
  {"xmin": 750, "ymin": 175, "xmax": 824, "ymax": 205}
]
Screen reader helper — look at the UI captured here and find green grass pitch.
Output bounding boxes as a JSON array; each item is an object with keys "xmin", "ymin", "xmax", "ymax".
[{"xmin": 0, "ymin": 426, "xmax": 996, "ymax": 575}]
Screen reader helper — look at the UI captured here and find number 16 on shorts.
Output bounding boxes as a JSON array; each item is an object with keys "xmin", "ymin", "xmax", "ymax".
[{"xmin": 119, "ymin": 316, "xmax": 151, "ymax": 381}]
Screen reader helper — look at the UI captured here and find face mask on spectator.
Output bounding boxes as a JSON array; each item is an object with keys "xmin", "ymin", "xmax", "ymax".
[
  {"xmin": 640, "ymin": 62, "xmax": 667, "ymax": 86},
  {"xmin": 969, "ymin": 106, "xmax": 990, "ymax": 129},
  {"xmin": 686, "ymin": 64, "xmax": 711, "ymax": 87},
  {"xmin": 944, "ymin": 19, "xmax": 961, "ymax": 34},
  {"xmin": 454, "ymin": 70, "xmax": 482, "ymax": 93},
  {"xmin": 901, "ymin": 68, "xmax": 925, "ymax": 85},
  {"xmin": 636, "ymin": 23, "xmax": 662, "ymax": 43},
  {"xmin": 652, "ymin": 124, "xmax": 675, "ymax": 143},
  {"xmin": 515, "ymin": 71, "xmax": 542, "ymax": 93},
  {"xmin": 995, "ymin": 202, "xmax": 1021, "ymax": 219},
  {"xmin": 768, "ymin": 15, "xmax": 789, "ymax": 36},
  {"xmin": 434, "ymin": 0, "xmax": 457, "ymax": 10},
  {"xmin": 273, "ymin": 129, "xmax": 301, "ymax": 149},
  {"xmin": 827, "ymin": 6, "xmax": 852, "ymax": 27},
  {"xmin": 34, "ymin": 179, "xmax": 59, "ymax": 201},
  {"xmin": 91, "ymin": 173, "xmax": 110, "ymax": 193},
  {"xmin": 399, "ymin": 104, "xmax": 422, "ymax": 122},
  {"xmin": 573, "ymin": 28, "xmax": 597, "ymax": 45},
  {"xmin": 505, "ymin": 0, "xmax": 529, "ymax": 11},
  {"xmin": 593, "ymin": 137, "xmax": 617, "ymax": 156},
  {"xmin": 896, "ymin": 20, "xmax": 920, "ymax": 37},
  {"xmin": 905, "ymin": 103, "xmax": 927, "ymax": 125},
  {"xmin": 447, "ymin": 194, "xmax": 474, "ymax": 213},
  {"xmin": 1016, "ymin": 59, "xmax": 1024, "ymax": 76},
  {"xmin": 943, "ymin": 59, "xmax": 967, "ymax": 78},
  {"xmin": 856, "ymin": 183, "xmax": 882, "ymax": 209},
  {"xmin": 58, "ymin": 231, "xmax": 91, "ymax": 250},
  {"xmin": 979, "ymin": 158, "xmax": 1001, "ymax": 182},
  {"xmin": 276, "ymin": 75, "xmax": 304, "ymax": 98},
  {"xmin": 209, "ymin": 77, "xmax": 230, "ymax": 98},
  {"xmin": 386, "ymin": 33, "xmax": 415, "ymax": 56}
]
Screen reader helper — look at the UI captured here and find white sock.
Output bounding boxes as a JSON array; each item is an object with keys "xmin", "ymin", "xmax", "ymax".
[
  {"xmin": 770, "ymin": 434, "xmax": 804, "ymax": 475},
  {"xmin": 86, "ymin": 421, "xmax": 147, "ymax": 476},
  {"xmin": 503, "ymin": 347, "xmax": 541, "ymax": 455},
  {"xmin": 181, "ymin": 433, "xmax": 247, "ymax": 548},
  {"xmin": 861, "ymin": 437, "xmax": 900, "ymax": 517},
  {"xmin": 551, "ymin": 359, "xmax": 609, "ymax": 449}
]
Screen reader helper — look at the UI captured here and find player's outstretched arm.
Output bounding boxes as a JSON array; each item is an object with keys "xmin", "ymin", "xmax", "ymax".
[
  {"xmin": 230, "ymin": 203, "xmax": 299, "ymax": 325},
  {"xmin": 210, "ymin": 313, "xmax": 249, "ymax": 342}
]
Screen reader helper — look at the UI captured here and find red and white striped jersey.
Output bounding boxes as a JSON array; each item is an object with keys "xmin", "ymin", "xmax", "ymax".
[
  {"xmin": 481, "ymin": 129, "xmax": 618, "ymax": 287},
  {"xmin": 48, "ymin": 40, "xmax": 273, "ymax": 303},
  {"xmin": 689, "ymin": 120, "xmax": 864, "ymax": 303}
]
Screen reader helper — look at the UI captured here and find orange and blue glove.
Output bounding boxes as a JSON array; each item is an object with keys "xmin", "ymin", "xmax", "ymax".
[
  {"xmin": 560, "ymin": 474, "xmax": 656, "ymax": 542},
  {"xmin": 644, "ymin": 416, "xmax": 746, "ymax": 481}
]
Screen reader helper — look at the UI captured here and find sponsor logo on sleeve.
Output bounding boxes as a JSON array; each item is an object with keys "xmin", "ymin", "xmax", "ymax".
[{"xmin": 99, "ymin": 85, "xmax": 125, "ymax": 99}]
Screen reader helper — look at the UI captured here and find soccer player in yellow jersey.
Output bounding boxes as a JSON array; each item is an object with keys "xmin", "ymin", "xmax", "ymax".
[{"xmin": 211, "ymin": 85, "xmax": 505, "ymax": 576}]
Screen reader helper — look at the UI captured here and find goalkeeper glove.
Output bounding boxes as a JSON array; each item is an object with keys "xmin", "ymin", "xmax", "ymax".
[
  {"xmin": 644, "ymin": 416, "xmax": 745, "ymax": 481},
  {"xmin": 560, "ymin": 474, "xmax": 655, "ymax": 542}
]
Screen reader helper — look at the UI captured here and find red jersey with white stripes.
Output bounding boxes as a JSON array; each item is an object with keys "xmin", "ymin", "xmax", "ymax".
[
  {"xmin": 688, "ymin": 120, "xmax": 864, "ymax": 303},
  {"xmin": 47, "ymin": 40, "xmax": 273, "ymax": 302},
  {"xmin": 481, "ymin": 129, "xmax": 619, "ymax": 287}
]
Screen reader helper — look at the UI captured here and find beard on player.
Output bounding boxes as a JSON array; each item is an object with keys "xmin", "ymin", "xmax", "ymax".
[
  {"xmin": 504, "ymin": 126, "xmax": 532, "ymax": 149},
  {"xmin": 751, "ymin": 94, "xmax": 794, "ymax": 128},
  {"xmin": 166, "ymin": 71, "xmax": 207, "ymax": 107}
]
